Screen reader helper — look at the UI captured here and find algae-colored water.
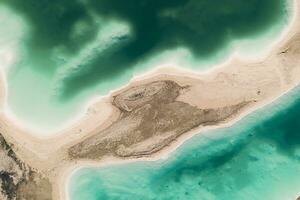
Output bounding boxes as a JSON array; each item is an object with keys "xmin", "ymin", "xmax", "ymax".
[
  {"xmin": 69, "ymin": 81, "xmax": 300, "ymax": 200},
  {"xmin": 0, "ymin": 0, "xmax": 290, "ymax": 131}
]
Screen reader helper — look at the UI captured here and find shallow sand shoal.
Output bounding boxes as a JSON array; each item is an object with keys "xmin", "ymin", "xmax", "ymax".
[{"xmin": 0, "ymin": 0, "xmax": 299, "ymax": 200}]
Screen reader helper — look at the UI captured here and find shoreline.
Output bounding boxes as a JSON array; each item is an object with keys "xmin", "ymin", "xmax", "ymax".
[
  {"xmin": 0, "ymin": 0, "xmax": 299, "ymax": 199},
  {"xmin": 63, "ymin": 72, "xmax": 300, "ymax": 200},
  {"xmin": 61, "ymin": 0, "xmax": 300, "ymax": 198},
  {"xmin": 0, "ymin": 0, "xmax": 296, "ymax": 138},
  {"xmin": 64, "ymin": 80, "xmax": 300, "ymax": 200}
]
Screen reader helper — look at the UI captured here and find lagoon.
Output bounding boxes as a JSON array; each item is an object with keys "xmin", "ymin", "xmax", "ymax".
[{"xmin": 0, "ymin": 0, "xmax": 290, "ymax": 132}]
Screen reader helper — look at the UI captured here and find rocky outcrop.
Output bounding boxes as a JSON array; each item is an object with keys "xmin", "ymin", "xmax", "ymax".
[{"xmin": 0, "ymin": 135, "xmax": 52, "ymax": 200}]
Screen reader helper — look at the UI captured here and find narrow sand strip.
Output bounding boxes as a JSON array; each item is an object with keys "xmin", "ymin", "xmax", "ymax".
[{"xmin": 0, "ymin": 0, "xmax": 299, "ymax": 199}]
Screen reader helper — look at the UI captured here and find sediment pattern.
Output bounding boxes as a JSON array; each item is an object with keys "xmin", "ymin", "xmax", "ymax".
[
  {"xmin": 69, "ymin": 80, "xmax": 250, "ymax": 159},
  {"xmin": 1, "ymin": 0, "xmax": 286, "ymax": 99}
]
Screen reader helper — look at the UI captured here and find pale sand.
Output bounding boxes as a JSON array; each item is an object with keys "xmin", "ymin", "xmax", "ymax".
[{"xmin": 0, "ymin": 0, "xmax": 299, "ymax": 199}]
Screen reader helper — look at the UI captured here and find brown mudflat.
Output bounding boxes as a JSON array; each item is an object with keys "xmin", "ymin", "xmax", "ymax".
[
  {"xmin": 2, "ymin": 25, "xmax": 300, "ymax": 199},
  {"xmin": 69, "ymin": 80, "xmax": 250, "ymax": 159}
]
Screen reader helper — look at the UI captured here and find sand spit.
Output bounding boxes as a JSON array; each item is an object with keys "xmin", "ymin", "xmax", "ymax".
[
  {"xmin": 69, "ymin": 80, "xmax": 250, "ymax": 159},
  {"xmin": 0, "ymin": 0, "xmax": 299, "ymax": 199}
]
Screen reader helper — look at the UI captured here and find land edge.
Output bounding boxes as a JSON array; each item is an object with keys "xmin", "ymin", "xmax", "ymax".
[{"xmin": 0, "ymin": 0, "xmax": 299, "ymax": 199}]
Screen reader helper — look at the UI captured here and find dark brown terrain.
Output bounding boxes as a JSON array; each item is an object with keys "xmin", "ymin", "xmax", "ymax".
[
  {"xmin": 69, "ymin": 80, "xmax": 250, "ymax": 159},
  {"xmin": 0, "ymin": 135, "xmax": 52, "ymax": 200}
]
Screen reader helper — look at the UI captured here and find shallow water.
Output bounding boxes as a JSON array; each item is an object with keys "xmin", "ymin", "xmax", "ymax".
[
  {"xmin": 0, "ymin": 0, "xmax": 290, "ymax": 131},
  {"xmin": 69, "ymin": 80, "xmax": 300, "ymax": 200}
]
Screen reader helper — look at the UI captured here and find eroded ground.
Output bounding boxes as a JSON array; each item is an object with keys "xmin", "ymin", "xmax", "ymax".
[
  {"xmin": 69, "ymin": 80, "xmax": 250, "ymax": 159},
  {"xmin": 0, "ymin": 135, "xmax": 52, "ymax": 200}
]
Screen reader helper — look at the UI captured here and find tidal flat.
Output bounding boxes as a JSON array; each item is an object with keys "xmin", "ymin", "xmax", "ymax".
[
  {"xmin": 0, "ymin": 0, "xmax": 289, "ymax": 132},
  {"xmin": 69, "ymin": 81, "xmax": 300, "ymax": 200}
]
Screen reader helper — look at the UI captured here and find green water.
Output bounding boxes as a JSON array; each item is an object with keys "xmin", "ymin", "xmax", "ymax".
[
  {"xmin": 0, "ymin": 0, "xmax": 290, "ymax": 131},
  {"xmin": 69, "ymin": 82, "xmax": 300, "ymax": 200}
]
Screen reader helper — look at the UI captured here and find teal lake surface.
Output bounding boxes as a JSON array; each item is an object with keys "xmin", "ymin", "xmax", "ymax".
[
  {"xmin": 0, "ymin": 0, "xmax": 290, "ymax": 130},
  {"xmin": 0, "ymin": 0, "xmax": 299, "ymax": 199},
  {"xmin": 69, "ymin": 81, "xmax": 300, "ymax": 200}
]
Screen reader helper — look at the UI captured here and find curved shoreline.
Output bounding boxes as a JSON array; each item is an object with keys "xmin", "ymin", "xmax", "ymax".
[
  {"xmin": 0, "ymin": 0, "xmax": 299, "ymax": 199},
  {"xmin": 62, "ymin": 0, "xmax": 300, "ymax": 198},
  {"xmin": 0, "ymin": 0, "xmax": 294, "ymax": 137}
]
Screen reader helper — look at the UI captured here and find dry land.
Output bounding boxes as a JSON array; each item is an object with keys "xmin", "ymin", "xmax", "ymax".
[{"xmin": 0, "ymin": 1, "xmax": 299, "ymax": 199}]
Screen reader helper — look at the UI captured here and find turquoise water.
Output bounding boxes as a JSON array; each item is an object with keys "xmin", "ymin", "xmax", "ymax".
[
  {"xmin": 0, "ymin": 0, "xmax": 290, "ymax": 131},
  {"xmin": 69, "ymin": 85, "xmax": 300, "ymax": 200}
]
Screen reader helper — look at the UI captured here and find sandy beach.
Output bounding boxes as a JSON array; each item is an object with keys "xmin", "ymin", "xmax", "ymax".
[{"xmin": 0, "ymin": 0, "xmax": 300, "ymax": 199}]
